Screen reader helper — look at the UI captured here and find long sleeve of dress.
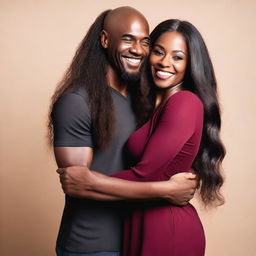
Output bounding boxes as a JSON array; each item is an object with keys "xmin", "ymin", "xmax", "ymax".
[{"xmin": 111, "ymin": 91, "xmax": 203, "ymax": 182}]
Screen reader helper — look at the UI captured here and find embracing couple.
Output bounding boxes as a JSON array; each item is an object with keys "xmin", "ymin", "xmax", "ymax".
[{"xmin": 49, "ymin": 6, "xmax": 225, "ymax": 256}]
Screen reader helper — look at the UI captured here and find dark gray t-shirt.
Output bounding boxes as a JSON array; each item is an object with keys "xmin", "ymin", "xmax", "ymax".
[{"xmin": 52, "ymin": 88, "xmax": 136, "ymax": 253}]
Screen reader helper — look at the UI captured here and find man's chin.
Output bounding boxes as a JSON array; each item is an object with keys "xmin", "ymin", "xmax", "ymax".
[{"xmin": 121, "ymin": 71, "xmax": 141, "ymax": 82}]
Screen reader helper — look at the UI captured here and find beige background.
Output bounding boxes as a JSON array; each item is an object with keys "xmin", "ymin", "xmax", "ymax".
[{"xmin": 1, "ymin": 0, "xmax": 255, "ymax": 255}]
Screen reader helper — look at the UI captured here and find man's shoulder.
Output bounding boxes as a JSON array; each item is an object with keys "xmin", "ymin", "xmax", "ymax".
[
  {"xmin": 54, "ymin": 88, "xmax": 89, "ymax": 109},
  {"xmin": 74, "ymin": 87, "xmax": 89, "ymax": 100},
  {"xmin": 52, "ymin": 88, "xmax": 91, "ymax": 122}
]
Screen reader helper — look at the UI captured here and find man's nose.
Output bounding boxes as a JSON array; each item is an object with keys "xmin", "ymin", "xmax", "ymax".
[{"xmin": 129, "ymin": 42, "xmax": 143, "ymax": 56}]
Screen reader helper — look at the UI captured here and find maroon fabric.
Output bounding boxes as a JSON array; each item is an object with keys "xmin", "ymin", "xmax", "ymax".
[{"xmin": 112, "ymin": 91, "xmax": 206, "ymax": 256}]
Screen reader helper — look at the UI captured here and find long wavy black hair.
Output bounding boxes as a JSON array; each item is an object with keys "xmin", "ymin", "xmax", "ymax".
[{"xmin": 145, "ymin": 19, "xmax": 226, "ymax": 206}]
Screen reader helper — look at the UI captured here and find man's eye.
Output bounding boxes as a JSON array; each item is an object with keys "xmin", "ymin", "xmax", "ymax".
[
  {"xmin": 122, "ymin": 37, "xmax": 133, "ymax": 42},
  {"xmin": 141, "ymin": 40, "xmax": 150, "ymax": 46}
]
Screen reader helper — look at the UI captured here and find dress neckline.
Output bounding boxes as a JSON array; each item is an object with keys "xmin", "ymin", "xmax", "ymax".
[{"xmin": 154, "ymin": 90, "xmax": 187, "ymax": 114}]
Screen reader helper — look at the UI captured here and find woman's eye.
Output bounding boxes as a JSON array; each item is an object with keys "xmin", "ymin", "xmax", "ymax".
[
  {"xmin": 153, "ymin": 49, "xmax": 164, "ymax": 56},
  {"xmin": 173, "ymin": 56, "xmax": 183, "ymax": 61}
]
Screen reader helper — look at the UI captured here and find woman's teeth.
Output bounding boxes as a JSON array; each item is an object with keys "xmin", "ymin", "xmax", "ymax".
[{"xmin": 156, "ymin": 70, "xmax": 173, "ymax": 79}]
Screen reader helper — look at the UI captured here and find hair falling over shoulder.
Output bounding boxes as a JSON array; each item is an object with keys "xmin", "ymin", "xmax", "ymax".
[
  {"xmin": 48, "ymin": 10, "xmax": 115, "ymax": 149},
  {"xmin": 148, "ymin": 19, "xmax": 226, "ymax": 207}
]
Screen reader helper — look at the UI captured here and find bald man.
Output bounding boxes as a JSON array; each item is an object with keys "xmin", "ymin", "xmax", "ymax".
[{"xmin": 51, "ymin": 7, "xmax": 196, "ymax": 256}]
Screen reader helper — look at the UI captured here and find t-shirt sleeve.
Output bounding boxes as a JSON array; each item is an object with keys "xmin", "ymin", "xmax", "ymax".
[
  {"xmin": 111, "ymin": 91, "xmax": 203, "ymax": 181},
  {"xmin": 51, "ymin": 93, "xmax": 93, "ymax": 147}
]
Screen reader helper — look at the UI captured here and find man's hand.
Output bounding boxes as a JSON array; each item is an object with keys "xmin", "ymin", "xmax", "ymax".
[
  {"xmin": 164, "ymin": 172, "xmax": 197, "ymax": 206},
  {"xmin": 57, "ymin": 166, "xmax": 95, "ymax": 197}
]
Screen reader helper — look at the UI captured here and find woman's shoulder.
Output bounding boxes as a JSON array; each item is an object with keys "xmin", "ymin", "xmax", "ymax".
[
  {"xmin": 167, "ymin": 90, "xmax": 203, "ymax": 109},
  {"xmin": 171, "ymin": 90, "xmax": 202, "ymax": 102},
  {"xmin": 160, "ymin": 90, "xmax": 204, "ymax": 119}
]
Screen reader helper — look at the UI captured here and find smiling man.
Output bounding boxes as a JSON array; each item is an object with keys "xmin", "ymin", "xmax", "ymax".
[
  {"xmin": 101, "ymin": 9, "xmax": 149, "ymax": 83},
  {"xmin": 50, "ymin": 6, "xmax": 197, "ymax": 256}
]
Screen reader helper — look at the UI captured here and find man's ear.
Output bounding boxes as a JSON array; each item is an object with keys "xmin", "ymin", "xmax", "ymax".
[{"xmin": 100, "ymin": 30, "xmax": 108, "ymax": 48}]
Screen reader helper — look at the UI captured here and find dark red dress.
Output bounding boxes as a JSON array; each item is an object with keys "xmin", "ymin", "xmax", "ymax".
[{"xmin": 112, "ymin": 91, "xmax": 206, "ymax": 256}]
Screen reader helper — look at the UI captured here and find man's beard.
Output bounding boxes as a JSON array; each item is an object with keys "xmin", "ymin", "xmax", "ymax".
[
  {"xmin": 119, "ymin": 60, "xmax": 146, "ymax": 82},
  {"xmin": 120, "ymin": 70, "xmax": 141, "ymax": 82}
]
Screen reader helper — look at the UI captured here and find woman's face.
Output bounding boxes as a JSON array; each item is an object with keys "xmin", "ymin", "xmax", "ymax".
[{"xmin": 150, "ymin": 31, "xmax": 188, "ymax": 89}]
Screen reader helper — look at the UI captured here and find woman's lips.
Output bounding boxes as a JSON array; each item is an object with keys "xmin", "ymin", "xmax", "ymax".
[{"xmin": 155, "ymin": 70, "xmax": 174, "ymax": 79}]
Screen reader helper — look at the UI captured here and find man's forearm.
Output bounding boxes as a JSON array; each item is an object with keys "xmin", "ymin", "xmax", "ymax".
[
  {"xmin": 59, "ymin": 166, "xmax": 196, "ymax": 205},
  {"xmin": 79, "ymin": 169, "xmax": 171, "ymax": 200},
  {"xmin": 75, "ymin": 189, "xmax": 123, "ymax": 201}
]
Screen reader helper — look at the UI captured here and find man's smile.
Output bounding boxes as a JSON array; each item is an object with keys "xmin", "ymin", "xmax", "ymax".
[{"xmin": 122, "ymin": 56, "xmax": 142, "ymax": 67}]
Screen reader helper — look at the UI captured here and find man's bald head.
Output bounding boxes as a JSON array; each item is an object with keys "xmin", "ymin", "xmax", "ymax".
[{"xmin": 103, "ymin": 6, "xmax": 149, "ymax": 34}]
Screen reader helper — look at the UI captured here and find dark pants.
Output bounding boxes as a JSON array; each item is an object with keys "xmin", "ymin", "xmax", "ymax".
[{"xmin": 56, "ymin": 247, "xmax": 120, "ymax": 256}]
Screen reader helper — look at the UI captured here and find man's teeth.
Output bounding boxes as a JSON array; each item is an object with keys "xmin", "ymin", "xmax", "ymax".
[
  {"xmin": 126, "ymin": 58, "xmax": 140, "ymax": 64},
  {"xmin": 156, "ymin": 70, "xmax": 173, "ymax": 77}
]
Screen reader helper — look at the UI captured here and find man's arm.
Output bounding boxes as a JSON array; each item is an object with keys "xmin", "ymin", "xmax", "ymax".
[
  {"xmin": 52, "ymin": 93, "xmax": 129, "ymax": 201},
  {"xmin": 54, "ymin": 147, "xmax": 93, "ymax": 168},
  {"xmin": 54, "ymin": 147, "xmax": 125, "ymax": 201}
]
